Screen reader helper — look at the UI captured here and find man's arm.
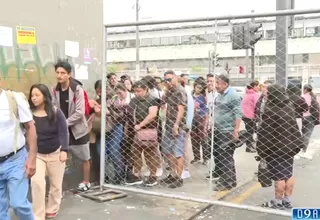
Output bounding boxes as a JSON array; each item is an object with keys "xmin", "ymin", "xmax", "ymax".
[
  {"xmin": 67, "ymin": 86, "xmax": 85, "ymax": 126},
  {"xmin": 175, "ymin": 90, "xmax": 187, "ymax": 126},
  {"xmin": 15, "ymin": 93, "xmax": 37, "ymax": 178},
  {"xmin": 232, "ymin": 95, "xmax": 242, "ymax": 133}
]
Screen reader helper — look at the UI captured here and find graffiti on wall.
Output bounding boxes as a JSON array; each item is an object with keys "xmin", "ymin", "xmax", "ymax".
[
  {"xmin": 0, "ymin": 44, "xmax": 101, "ymax": 95},
  {"xmin": 0, "ymin": 44, "xmax": 59, "ymax": 94}
]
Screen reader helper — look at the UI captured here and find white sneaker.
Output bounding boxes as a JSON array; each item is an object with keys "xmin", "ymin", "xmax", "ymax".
[
  {"xmin": 77, "ymin": 182, "xmax": 91, "ymax": 192},
  {"xmin": 143, "ymin": 168, "xmax": 163, "ymax": 177},
  {"xmin": 156, "ymin": 168, "xmax": 163, "ymax": 177},
  {"xmin": 294, "ymin": 155, "xmax": 300, "ymax": 160},
  {"xmin": 299, "ymin": 151, "xmax": 313, "ymax": 160},
  {"xmin": 181, "ymin": 170, "xmax": 191, "ymax": 179}
]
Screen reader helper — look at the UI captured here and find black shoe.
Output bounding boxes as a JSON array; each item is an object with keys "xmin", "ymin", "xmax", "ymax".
[
  {"xmin": 246, "ymin": 148, "xmax": 256, "ymax": 153},
  {"xmin": 161, "ymin": 174, "xmax": 175, "ymax": 185},
  {"xmin": 125, "ymin": 174, "xmax": 143, "ymax": 186},
  {"xmin": 282, "ymin": 200, "xmax": 293, "ymax": 209},
  {"xmin": 144, "ymin": 176, "xmax": 158, "ymax": 187},
  {"xmin": 261, "ymin": 200, "xmax": 285, "ymax": 210},
  {"xmin": 206, "ymin": 172, "xmax": 220, "ymax": 180},
  {"xmin": 168, "ymin": 178, "xmax": 183, "ymax": 189},
  {"xmin": 213, "ymin": 184, "xmax": 233, "ymax": 191},
  {"xmin": 190, "ymin": 159, "xmax": 201, "ymax": 165}
]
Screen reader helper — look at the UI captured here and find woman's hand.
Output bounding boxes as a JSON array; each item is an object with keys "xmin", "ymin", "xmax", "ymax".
[
  {"xmin": 134, "ymin": 124, "xmax": 142, "ymax": 131},
  {"xmin": 60, "ymin": 151, "xmax": 68, "ymax": 163}
]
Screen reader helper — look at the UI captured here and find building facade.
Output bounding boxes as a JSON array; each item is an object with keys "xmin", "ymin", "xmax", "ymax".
[{"xmin": 106, "ymin": 15, "xmax": 320, "ymax": 82}]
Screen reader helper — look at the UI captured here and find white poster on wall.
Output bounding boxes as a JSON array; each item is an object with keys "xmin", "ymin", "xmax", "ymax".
[
  {"xmin": 0, "ymin": 26, "xmax": 13, "ymax": 47},
  {"xmin": 65, "ymin": 40, "xmax": 79, "ymax": 58},
  {"xmin": 74, "ymin": 64, "xmax": 88, "ymax": 80}
]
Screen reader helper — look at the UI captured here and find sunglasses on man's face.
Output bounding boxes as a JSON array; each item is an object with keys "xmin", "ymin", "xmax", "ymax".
[{"xmin": 164, "ymin": 78, "xmax": 173, "ymax": 83}]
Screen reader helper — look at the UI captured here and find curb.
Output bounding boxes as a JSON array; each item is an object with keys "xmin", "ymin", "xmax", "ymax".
[{"xmin": 187, "ymin": 177, "xmax": 257, "ymax": 220}]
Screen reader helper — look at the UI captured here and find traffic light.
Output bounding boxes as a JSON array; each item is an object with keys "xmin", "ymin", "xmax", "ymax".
[
  {"xmin": 244, "ymin": 21, "xmax": 263, "ymax": 49},
  {"xmin": 232, "ymin": 25, "xmax": 245, "ymax": 50},
  {"xmin": 210, "ymin": 52, "xmax": 220, "ymax": 67},
  {"xmin": 239, "ymin": 66, "xmax": 244, "ymax": 74}
]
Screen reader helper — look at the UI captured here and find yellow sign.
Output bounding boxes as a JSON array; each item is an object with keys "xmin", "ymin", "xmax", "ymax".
[{"xmin": 16, "ymin": 26, "xmax": 36, "ymax": 45}]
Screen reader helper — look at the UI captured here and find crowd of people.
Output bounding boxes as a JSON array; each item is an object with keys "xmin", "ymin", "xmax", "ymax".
[{"xmin": 0, "ymin": 59, "xmax": 319, "ymax": 219}]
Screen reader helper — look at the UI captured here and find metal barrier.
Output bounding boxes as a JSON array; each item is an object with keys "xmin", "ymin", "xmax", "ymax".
[{"xmin": 96, "ymin": 8, "xmax": 320, "ymax": 217}]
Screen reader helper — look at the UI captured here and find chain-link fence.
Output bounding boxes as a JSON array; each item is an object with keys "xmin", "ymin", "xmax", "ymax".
[{"xmin": 96, "ymin": 9, "xmax": 320, "ymax": 217}]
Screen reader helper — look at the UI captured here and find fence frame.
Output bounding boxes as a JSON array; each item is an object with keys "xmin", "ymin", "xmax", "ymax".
[{"xmin": 100, "ymin": 8, "xmax": 320, "ymax": 217}]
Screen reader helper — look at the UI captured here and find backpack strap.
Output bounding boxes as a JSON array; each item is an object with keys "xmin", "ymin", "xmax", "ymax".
[{"xmin": 5, "ymin": 90, "xmax": 20, "ymax": 154}]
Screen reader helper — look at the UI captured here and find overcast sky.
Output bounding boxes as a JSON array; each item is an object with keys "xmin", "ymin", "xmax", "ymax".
[{"xmin": 104, "ymin": 0, "xmax": 320, "ymax": 24}]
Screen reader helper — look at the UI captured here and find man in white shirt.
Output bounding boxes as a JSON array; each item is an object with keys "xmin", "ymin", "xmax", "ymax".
[
  {"xmin": 205, "ymin": 74, "xmax": 219, "ymax": 177},
  {"xmin": 0, "ymin": 78, "xmax": 37, "ymax": 220}
]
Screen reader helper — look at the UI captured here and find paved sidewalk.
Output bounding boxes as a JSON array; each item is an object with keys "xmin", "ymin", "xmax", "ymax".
[{"xmin": 10, "ymin": 192, "xmax": 208, "ymax": 220}]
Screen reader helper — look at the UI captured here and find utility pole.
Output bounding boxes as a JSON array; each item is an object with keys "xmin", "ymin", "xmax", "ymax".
[
  {"xmin": 135, "ymin": 0, "xmax": 140, "ymax": 81},
  {"xmin": 250, "ymin": 10, "xmax": 255, "ymax": 80},
  {"xmin": 276, "ymin": 0, "xmax": 289, "ymax": 86},
  {"xmin": 213, "ymin": 20, "xmax": 218, "ymax": 73}
]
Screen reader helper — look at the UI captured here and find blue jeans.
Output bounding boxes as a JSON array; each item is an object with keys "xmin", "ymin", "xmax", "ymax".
[
  {"xmin": 97, "ymin": 124, "xmax": 125, "ymax": 180},
  {"xmin": 0, "ymin": 147, "xmax": 34, "ymax": 220}
]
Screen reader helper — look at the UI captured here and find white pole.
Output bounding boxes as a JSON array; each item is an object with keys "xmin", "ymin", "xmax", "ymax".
[
  {"xmin": 99, "ymin": 26, "xmax": 107, "ymax": 191},
  {"xmin": 135, "ymin": 0, "xmax": 140, "ymax": 81}
]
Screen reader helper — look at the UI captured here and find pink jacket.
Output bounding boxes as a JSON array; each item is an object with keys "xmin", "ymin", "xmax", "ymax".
[{"xmin": 241, "ymin": 88, "xmax": 260, "ymax": 119}]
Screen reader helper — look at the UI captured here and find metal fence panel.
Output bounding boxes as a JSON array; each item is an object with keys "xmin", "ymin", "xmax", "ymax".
[{"xmin": 98, "ymin": 9, "xmax": 320, "ymax": 217}]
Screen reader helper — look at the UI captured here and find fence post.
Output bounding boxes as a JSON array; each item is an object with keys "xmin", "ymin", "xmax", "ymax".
[{"xmin": 99, "ymin": 26, "xmax": 107, "ymax": 191}]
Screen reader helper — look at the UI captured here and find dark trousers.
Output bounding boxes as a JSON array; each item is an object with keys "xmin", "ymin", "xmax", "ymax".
[
  {"xmin": 302, "ymin": 116, "xmax": 315, "ymax": 152},
  {"xmin": 203, "ymin": 129, "xmax": 213, "ymax": 162},
  {"xmin": 242, "ymin": 117, "xmax": 256, "ymax": 150},
  {"xmin": 191, "ymin": 116, "xmax": 209, "ymax": 161},
  {"xmin": 213, "ymin": 131, "xmax": 237, "ymax": 187}
]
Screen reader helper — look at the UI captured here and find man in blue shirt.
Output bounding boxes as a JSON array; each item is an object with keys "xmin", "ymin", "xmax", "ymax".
[{"xmin": 211, "ymin": 74, "xmax": 242, "ymax": 191}]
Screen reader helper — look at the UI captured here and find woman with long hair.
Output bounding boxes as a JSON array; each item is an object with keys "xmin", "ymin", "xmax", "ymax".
[
  {"xmin": 190, "ymin": 78, "xmax": 208, "ymax": 164},
  {"xmin": 241, "ymin": 80, "xmax": 260, "ymax": 153},
  {"xmin": 257, "ymin": 84, "xmax": 303, "ymax": 209},
  {"xmin": 29, "ymin": 84, "xmax": 69, "ymax": 220},
  {"xmin": 121, "ymin": 76, "xmax": 134, "ymax": 93},
  {"xmin": 299, "ymin": 84, "xmax": 320, "ymax": 159}
]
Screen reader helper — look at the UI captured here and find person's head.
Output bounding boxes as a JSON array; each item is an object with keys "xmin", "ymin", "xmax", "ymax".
[
  {"xmin": 123, "ymin": 79, "xmax": 132, "ymax": 92},
  {"xmin": 262, "ymin": 80, "xmax": 273, "ymax": 96},
  {"xmin": 29, "ymin": 84, "xmax": 56, "ymax": 122},
  {"xmin": 142, "ymin": 75, "xmax": 157, "ymax": 90},
  {"xmin": 303, "ymin": 84, "xmax": 313, "ymax": 94},
  {"xmin": 267, "ymin": 84, "xmax": 288, "ymax": 105},
  {"xmin": 287, "ymin": 82, "xmax": 302, "ymax": 99},
  {"xmin": 120, "ymin": 74, "xmax": 130, "ymax": 82},
  {"xmin": 206, "ymin": 73, "xmax": 215, "ymax": 92},
  {"xmin": 164, "ymin": 70, "xmax": 178, "ymax": 90},
  {"xmin": 154, "ymin": 77, "xmax": 162, "ymax": 87},
  {"xmin": 180, "ymin": 73, "xmax": 189, "ymax": 87},
  {"xmin": 115, "ymin": 83, "xmax": 128, "ymax": 100},
  {"xmin": 55, "ymin": 60, "xmax": 72, "ymax": 84},
  {"xmin": 94, "ymin": 80, "xmax": 102, "ymax": 97},
  {"xmin": 107, "ymin": 73, "xmax": 117, "ymax": 87},
  {"xmin": 247, "ymin": 80, "xmax": 260, "ymax": 92},
  {"xmin": 133, "ymin": 80, "xmax": 148, "ymax": 98},
  {"xmin": 215, "ymin": 74, "xmax": 230, "ymax": 94},
  {"xmin": 193, "ymin": 82, "xmax": 205, "ymax": 95}
]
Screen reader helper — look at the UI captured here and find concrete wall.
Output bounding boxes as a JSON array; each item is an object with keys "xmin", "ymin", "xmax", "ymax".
[{"xmin": 0, "ymin": 0, "xmax": 104, "ymax": 97}]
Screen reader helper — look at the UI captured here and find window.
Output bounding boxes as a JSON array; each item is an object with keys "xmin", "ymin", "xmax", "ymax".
[
  {"xmin": 265, "ymin": 30, "xmax": 275, "ymax": 40},
  {"xmin": 306, "ymin": 27, "xmax": 315, "ymax": 37},
  {"xmin": 199, "ymin": 34, "xmax": 214, "ymax": 43},
  {"xmin": 127, "ymin": 40, "xmax": 136, "ymax": 48},
  {"xmin": 160, "ymin": 37, "xmax": 170, "ymax": 45},
  {"xmin": 161, "ymin": 36, "xmax": 180, "ymax": 45},
  {"xmin": 290, "ymin": 28, "xmax": 304, "ymax": 38},
  {"xmin": 151, "ymin": 37, "xmax": 161, "ymax": 46},
  {"xmin": 181, "ymin": 35, "xmax": 192, "ymax": 44},
  {"xmin": 218, "ymin": 33, "xmax": 231, "ymax": 42},
  {"xmin": 141, "ymin": 38, "xmax": 152, "ymax": 46},
  {"xmin": 302, "ymin": 54, "xmax": 309, "ymax": 63},
  {"xmin": 107, "ymin": 41, "xmax": 115, "ymax": 49},
  {"xmin": 116, "ymin": 40, "xmax": 127, "ymax": 49}
]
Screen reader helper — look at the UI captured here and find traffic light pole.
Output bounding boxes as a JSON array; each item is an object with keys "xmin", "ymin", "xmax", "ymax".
[{"xmin": 275, "ymin": 0, "xmax": 289, "ymax": 86}]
